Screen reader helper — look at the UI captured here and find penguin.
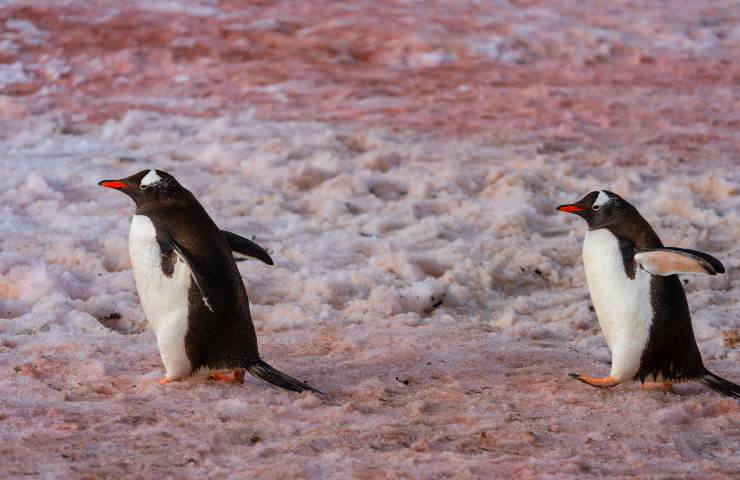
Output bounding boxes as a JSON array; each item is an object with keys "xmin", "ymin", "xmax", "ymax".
[
  {"xmin": 557, "ymin": 190, "xmax": 738, "ymax": 398},
  {"xmin": 99, "ymin": 169, "xmax": 321, "ymax": 393}
]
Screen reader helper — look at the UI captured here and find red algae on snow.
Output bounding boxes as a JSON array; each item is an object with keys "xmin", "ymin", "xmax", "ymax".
[
  {"xmin": 0, "ymin": 1, "xmax": 739, "ymax": 479},
  {"xmin": 1, "ymin": 0, "xmax": 739, "ymax": 152}
]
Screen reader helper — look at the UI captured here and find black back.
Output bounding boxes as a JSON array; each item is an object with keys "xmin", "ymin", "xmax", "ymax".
[
  {"xmin": 129, "ymin": 170, "xmax": 261, "ymax": 370},
  {"xmin": 563, "ymin": 191, "xmax": 705, "ymax": 382},
  {"xmin": 605, "ymin": 199, "xmax": 704, "ymax": 382}
]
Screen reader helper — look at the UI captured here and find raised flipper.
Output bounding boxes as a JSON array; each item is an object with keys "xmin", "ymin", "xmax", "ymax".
[
  {"xmin": 164, "ymin": 234, "xmax": 214, "ymax": 312},
  {"xmin": 634, "ymin": 247, "xmax": 725, "ymax": 276},
  {"xmin": 222, "ymin": 230, "xmax": 274, "ymax": 266}
]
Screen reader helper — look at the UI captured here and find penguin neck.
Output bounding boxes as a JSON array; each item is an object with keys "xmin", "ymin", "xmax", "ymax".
[
  {"xmin": 134, "ymin": 190, "xmax": 196, "ymax": 216},
  {"xmin": 597, "ymin": 210, "xmax": 663, "ymax": 249}
]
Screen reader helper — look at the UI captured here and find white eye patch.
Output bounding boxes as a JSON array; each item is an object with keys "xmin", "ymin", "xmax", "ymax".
[
  {"xmin": 141, "ymin": 169, "xmax": 161, "ymax": 188},
  {"xmin": 594, "ymin": 190, "xmax": 612, "ymax": 207}
]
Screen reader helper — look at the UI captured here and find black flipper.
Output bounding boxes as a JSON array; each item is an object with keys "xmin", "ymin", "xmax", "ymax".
[
  {"xmin": 246, "ymin": 359, "xmax": 322, "ymax": 394},
  {"xmin": 165, "ymin": 235, "xmax": 214, "ymax": 312},
  {"xmin": 698, "ymin": 369, "xmax": 740, "ymax": 399},
  {"xmin": 634, "ymin": 248, "xmax": 725, "ymax": 276},
  {"xmin": 222, "ymin": 230, "xmax": 274, "ymax": 266}
]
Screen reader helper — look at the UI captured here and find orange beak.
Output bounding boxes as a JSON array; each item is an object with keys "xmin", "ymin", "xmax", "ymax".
[
  {"xmin": 98, "ymin": 180, "xmax": 127, "ymax": 189},
  {"xmin": 557, "ymin": 204, "xmax": 585, "ymax": 213}
]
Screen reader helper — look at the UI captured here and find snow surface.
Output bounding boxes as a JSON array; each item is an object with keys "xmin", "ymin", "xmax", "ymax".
[
  {"xmin": 1, "ymin": 111, "xmax": 738, "ymax": 478},
  {"xmin": 1, "ymin": 0, "xmax": 739, "ymax": 478}
]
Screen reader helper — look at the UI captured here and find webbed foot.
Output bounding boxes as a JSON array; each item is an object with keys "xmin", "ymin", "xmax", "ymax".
[
  {"xmin": 210, "ymin": 371, "xmax": 245, "ymax": 384},
  {"xmin": 569, "ymin": 373, "xmax": 620, "ymax": 389},
  {"xmin": 641, "ymin": 382, "xmax": 672, "ymax": 392}
]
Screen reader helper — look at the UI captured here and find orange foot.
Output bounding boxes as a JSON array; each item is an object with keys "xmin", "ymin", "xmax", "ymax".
[
  {"xmin": 642, "ymin": 382, "xmax": 672, "ymax": 392},
  {"xmin": 569, "ymin": 373, "xmax": 620, "ymax": 389},
  {"xmin": 210, "ymin": 371, "xmax": 245, "ymax": 384},
  {"xmin": 159, "ymin": 377, "xmax": 171, "ymax": 385}
]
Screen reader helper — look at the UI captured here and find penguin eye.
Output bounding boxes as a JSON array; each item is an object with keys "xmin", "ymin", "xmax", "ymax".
[{"xmin": 592, "ymin": 205, "xmax": 600, "ymax": 211}]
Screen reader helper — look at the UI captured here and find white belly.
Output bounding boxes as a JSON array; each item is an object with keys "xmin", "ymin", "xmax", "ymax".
[
  {"xmin": 129, "ymin": 215, "xmax": 192, "ymax": 380},
  {"xmin": 583, "ymin": 229, "xmax": 653, "ymax": 381}
]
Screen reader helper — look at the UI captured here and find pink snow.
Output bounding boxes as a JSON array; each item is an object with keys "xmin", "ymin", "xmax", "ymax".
[{"xmin": 1, "ymin": 1, "xmax": 739, "ymax": 478}]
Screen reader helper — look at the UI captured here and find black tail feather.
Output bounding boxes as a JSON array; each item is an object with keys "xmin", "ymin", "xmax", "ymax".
[
  {"xmin": 246, "ymin": 360, "xmax": 323, "ymax": 394},
  {"xmin": 698, "ymin": 369, "xmax": 740, "ymax": 399}
]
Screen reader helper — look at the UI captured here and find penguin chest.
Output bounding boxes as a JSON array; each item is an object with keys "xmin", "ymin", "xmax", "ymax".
[
  {"xmin": 129, "ymin": 215, "xmax": 192, "ymax": 379},
  {"xmin": 582, "ymin": 229, "xmax": 653, "ymax": 380}
]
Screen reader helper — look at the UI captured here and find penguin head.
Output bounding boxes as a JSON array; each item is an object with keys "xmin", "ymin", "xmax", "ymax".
[
  {"xmin": 557, "ymin": 190, "xmax": 633, "ymax": 230},
  {"xmin": 98, "ymin": 169, "xmax": 182, "ymax": 206}
]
